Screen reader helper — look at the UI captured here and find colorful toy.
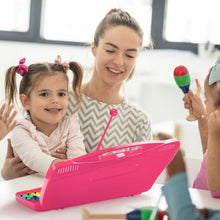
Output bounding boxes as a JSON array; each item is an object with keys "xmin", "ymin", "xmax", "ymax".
[
  {"xmin": 82, "ymin": 207, "xmax": 165, "ymax": 220},
  {"xmin": 173, "ymin": 65, "xmax": 197, "ymax": 121},
  {"xmin": 16, "ymin": 109, "xmax": 180, "ymax": 211}
]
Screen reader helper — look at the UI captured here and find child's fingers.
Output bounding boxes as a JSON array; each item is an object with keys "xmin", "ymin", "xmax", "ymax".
[
  {"xmin": 3, "ymin": 104, "xmax": 15, "ymax": 121},
  {"xmin": 188, "ymin": 90, "xmax": 194, "ymax": 99},
  {"xmin": 51, "ymin": 152, "xmax": 67, "ymax": 159},
  {"xmin": 6, "ymin": 110, "xmax": 17, "ymax": 127},
  {"xmin": 195, "ymin": 78, "xmax": 201, "ymax": 96},
  {"xmin": 0, "ymin": 103, "xmax": 6, "ymax": 117},
  {"xmin": 56, "ymin": 147, "xmax": 67, "ymax": 154},
  {"xmin": 51, "ymin": 148, "xmax": 67, "ymax": 159},
  {"xmin": 8, "ymin": 121, "xmax": 17, "ymax": 132},
  {"xmin": 183, "ymin": 93, "xmax": 191, "ymax": 109}
]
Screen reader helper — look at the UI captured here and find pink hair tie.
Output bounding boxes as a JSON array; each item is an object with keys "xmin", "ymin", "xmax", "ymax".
[
  {"xmin": 55, "ymin": 55, "xmax": 69, "ymax": 72},
  {"xmin": 16, "ymin": 58, "xmax": 28, "ymax": 76}
]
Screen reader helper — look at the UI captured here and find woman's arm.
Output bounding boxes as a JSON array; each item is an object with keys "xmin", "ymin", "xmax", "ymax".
[{"xmin": 1, "ymin": 139, "xmax": 32, "ymax": 180}]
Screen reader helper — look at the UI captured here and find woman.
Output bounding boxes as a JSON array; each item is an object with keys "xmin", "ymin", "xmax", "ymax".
[
  {"xmin": 67, "ymin": 8, "xmax": 152, "ymax": 153},
  {"xmin": 1, "ymin": 8, "xmax": 152, "ymax": 180}
]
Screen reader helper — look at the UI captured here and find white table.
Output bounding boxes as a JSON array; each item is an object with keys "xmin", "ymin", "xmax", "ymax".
[{"xmin": 0, "ymin": 174, "xmax": 219, "ymax": 220}]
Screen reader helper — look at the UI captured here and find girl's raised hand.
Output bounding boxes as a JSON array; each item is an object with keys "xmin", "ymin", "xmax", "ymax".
[
  {"xmin": 0, "ymin": 103, "xmax": 17, "ymax": 141},
  {"xmin": 183, "ymin": 79, "xmax": 206, "ymax": 119}
]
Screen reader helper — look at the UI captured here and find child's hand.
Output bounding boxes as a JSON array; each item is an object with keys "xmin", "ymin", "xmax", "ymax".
[
  {"xmin": 51, "ymin": 147, "xmax": 67, "ymax": 159},
  {"xmin": 155, "ymin": 132, "xmax": 173, "ymax": 140},
  {"xmin": 166, "ymin": 150, "xmax": 186, "ymax": 179},
  {"xmin": 0, "ymin": 104, "xmax": 17, "ymax": 141},
  {"xmin": 183, "ymin": 79, "xmax": 206, "ymax": 119}
]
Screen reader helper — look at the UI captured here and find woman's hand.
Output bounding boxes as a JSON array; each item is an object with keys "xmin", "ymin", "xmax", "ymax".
[{"xmin": 1, "ymin": 139, "xmax": 32, "ymax": 180}]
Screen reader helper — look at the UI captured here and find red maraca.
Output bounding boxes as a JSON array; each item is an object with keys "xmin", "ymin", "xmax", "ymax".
[{"xmin": 174, "ymin": 65, "xmax": 197, "ymax": 121}]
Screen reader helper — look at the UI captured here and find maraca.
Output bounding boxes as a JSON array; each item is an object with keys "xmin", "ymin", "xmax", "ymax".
[{"xmin": 173, "ymin": 65, "xmax": 197, "ymax": 121}]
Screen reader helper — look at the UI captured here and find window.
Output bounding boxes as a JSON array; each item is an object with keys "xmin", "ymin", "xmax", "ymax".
[
  {"xmin": 151, "ymin": 0, "xmax": 198, "ymax": 53},
  {"xmin": 40, "ymin": 0, "xmax": 152, "ymax": 46},
  {"xmin": 2, "ymin": 0, "xmax": 220, "ymax": 54},
  {"xmin": 0, "ymin": 0, "xmax": 31, "ymax": 32},
  {"xmin": 0, "ymin": 0, "xmax": 152, "ymax": 46},
  {"xmin": 164, "ymin": 0, "xmax": 220, "ymax": 44}
]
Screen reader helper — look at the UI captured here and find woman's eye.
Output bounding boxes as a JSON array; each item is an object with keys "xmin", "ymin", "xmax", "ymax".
[
  {"xmin": 106, "ymin": 49, "xmax": 114, "ymax": 53},
  {"xmin": 126, "ymin": 54, "xmax": 135, "ymax": 58}
]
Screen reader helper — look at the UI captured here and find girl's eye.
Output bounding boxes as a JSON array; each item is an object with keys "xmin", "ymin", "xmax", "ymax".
[
  {"xmin": 39, "ymin": 93, "xmax": 48, "ymax": 97},
  {"xmin": 58, "ymin": 92, "xmax": 66, "ymax": 97}
]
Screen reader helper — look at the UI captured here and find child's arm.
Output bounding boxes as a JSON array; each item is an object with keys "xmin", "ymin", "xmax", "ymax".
[
  {"xmin": 183, "ymin": 79, "xmax": 208, "ymax": 154},
  {"xmin": 162, "ymin": 150, "xmax": 211, "ymax": 220},
  {"xmin": 11, "ymin": 126, "xmax": 60, "ymax": 176},
  {"xmin": 0, "ymin": 104, "xmax": 17, "ymax": 141},
  {"xmin": 207, "ymin": 109, "xmax": 220, "ymax": 195},
  {"xmin": 66, "ymin": 114, "xmax": 86, "ymax": 159}
]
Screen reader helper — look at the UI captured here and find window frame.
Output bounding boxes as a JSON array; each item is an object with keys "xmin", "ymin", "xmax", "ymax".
[
  {"xmin": 1, "ymin": 0, "xmax": 219, "ymax": 53},
  {"xmin": 0, "ymin": 1, "xmax": 41, "ymax": 42},
  {"xmin": 151, "ymin": 0, "xmax": 198, "ymax": 53},
  {"xmin": 0, "ymin": 0, "xmax": 88, "ymax": 46}
]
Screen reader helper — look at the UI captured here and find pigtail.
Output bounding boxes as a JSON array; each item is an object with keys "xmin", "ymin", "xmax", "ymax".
[
  {"xmin": 5, "ymin": 66, "xmax": 18, "ymax": 107},
  {"xmin": 69, "ymin": 61, "xmax": 83, "ymax": 110}
]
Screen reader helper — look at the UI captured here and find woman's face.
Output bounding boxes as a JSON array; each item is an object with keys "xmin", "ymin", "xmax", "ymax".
[{"xmin": 91, "ymin": 25, "xmax": 141, "ymax": 88}]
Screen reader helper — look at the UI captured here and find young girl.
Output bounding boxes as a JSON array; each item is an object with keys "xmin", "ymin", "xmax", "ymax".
[
  {"xmin": 4, "ymin": 56, "xmax": 86, "ymax": 176},
  {"xmin": 183, "ymin": 56, "xmax": 220, "ymax": 197}
]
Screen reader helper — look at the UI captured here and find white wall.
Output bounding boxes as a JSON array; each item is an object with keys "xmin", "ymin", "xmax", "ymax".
[{"xmin": 0, "ymin": 40, "xmax": 218, "ymax": 180}]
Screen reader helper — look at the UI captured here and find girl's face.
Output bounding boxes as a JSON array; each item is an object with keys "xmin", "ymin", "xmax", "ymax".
[
  {"xmin": 21, "ymin": 73, "xmax": 68, "ymax": 133},
  {"xmin": 91, "ymin": 25, "xmax": 141, "ymax": 88},
  {"xmin": 204, "ymin": 81, "xmax": 217, "ymax": 116}
]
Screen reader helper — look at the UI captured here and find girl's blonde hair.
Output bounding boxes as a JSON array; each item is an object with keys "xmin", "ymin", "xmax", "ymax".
[{"xmin": 5, "ymin": 60, "xmax": 83, "ymax": 110}]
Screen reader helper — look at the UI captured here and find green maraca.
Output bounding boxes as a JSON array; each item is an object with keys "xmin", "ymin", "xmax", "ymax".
[{"xmin": 174, "ymin": 65, "xmax": 197, "ymax": 121}]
